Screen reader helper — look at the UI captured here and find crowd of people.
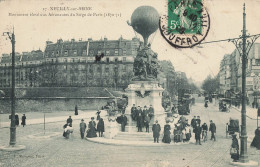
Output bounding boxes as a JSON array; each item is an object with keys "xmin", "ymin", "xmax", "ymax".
[{"xmin": 131, "ymin": 104, "xmax": 154, "ymax": 132}]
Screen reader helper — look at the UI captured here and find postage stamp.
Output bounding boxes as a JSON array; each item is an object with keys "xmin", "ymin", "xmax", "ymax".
[{"xmin": 160, "ymin": 0, "xmax": 210, "ymax": 48}]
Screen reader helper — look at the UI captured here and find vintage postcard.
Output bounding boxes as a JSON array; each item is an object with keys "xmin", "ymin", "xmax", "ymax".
[{"xmin": 0, "ymin": 0, "xmax": 260, "ymax": 167}]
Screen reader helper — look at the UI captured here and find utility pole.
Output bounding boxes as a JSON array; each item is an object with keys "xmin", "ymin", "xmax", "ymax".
[
  {"xmin": 229, "ymin": 4, "xmax": 260, "ymax": 163},
  {"xmin": 3, "ymin": 28, "xmax": 16, "ymax": 146}
]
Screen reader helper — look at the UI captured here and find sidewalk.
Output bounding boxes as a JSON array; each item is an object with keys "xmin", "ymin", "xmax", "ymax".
[
  {"xmin": 231, "ymin": 106, "xmax": 259, "ymax": 120},
  {"xmin": 0, "ymin": 110, "xmax": 101, "ymax": 128}
]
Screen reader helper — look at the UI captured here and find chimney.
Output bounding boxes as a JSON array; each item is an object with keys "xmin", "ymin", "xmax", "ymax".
[
  {"xmin": 88, "ymin": 38, "xmax": 93, "ymax": 41},
  {"xmin": 71, "ymin": 39, "xmax": 75, "ymax": 42}
]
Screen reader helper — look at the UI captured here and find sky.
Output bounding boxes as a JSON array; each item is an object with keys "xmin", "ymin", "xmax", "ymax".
[{"xmin": 0, "ymin": 0, "xmax": 260, "ymax": 83}]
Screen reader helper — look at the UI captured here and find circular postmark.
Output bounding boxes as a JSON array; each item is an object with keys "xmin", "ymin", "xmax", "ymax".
[{"xmin": 160, "ymin": 0, "xmax": 210, "ymax": 48}]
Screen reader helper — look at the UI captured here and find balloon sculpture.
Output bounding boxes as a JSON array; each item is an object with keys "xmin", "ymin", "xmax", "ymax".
[{"xmin": 128, "ymin": 6, "xmax": 160, "ymax": 81}]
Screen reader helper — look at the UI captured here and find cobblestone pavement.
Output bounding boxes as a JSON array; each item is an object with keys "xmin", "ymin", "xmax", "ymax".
[{"xmin": 0, "ymin": 96, "xmax": 259, "ymax": 167}]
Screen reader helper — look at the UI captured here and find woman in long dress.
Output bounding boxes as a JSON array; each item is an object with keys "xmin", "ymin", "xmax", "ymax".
[
  {"xmin": 86, "ymin": 117, "xmax": 97, "ymax": 138},
  {"xmin": 162, "ymin": 122, "xmax": 171, "ymax": 143},
  {"xmin": 230, "ymin": 134, "xmax": 239, "ymax": 162}
]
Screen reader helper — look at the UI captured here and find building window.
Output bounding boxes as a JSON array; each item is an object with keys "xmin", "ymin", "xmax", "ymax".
[
  {"xmin": 115, "ymin": 58, "xmax": 118, "ymax": 62},
  {"xmin": 123, "ymin": 57, "xmax": 126, "ymax": 62},
  {"xmin": 73, "ymin": 50, "xmax": 77, "ymax": 55},
  {"xmin": 56, "ymin": 51, "xmax": 59, "ymax": 56},
  {"xmin": 98, "ymin": 50, "xmax": 101, "ymax": 55},
  {"xmin": 64, "ymin": 50, "xmax": 68, "ymax": 56},
  {"xmin": 123, "ymin": 50, "xmax": 126, "ymax": 55},
  {"xmin": 106, "ymin": 50, "xmax": 110, "ymax": 56},
  {"xmin": 255, "ymin": 59, "xmax": 260, "ymax": 65},
  {"xmin": 83, "ymin": 50, "xmax": 87, "ymax": 55},
  {"xmin": 123, "ymin": 65, "xmax": 126, "ymax": 72},
  {"xmin": 106, "ymin": 58, "xmax": 109, "ymax": 63},
  {"xmin": 115, "ymin": 49, "xmax": 118, "ymax": 55}
]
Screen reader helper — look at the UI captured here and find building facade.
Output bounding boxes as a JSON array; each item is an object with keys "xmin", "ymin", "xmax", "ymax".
[
  {"xmin": 0, "ymin": 37, "xmax": 141, "ymax": 88},
  {"xmin": 219, "ymin": 43, "xmax": 260, "ymax": 95}
]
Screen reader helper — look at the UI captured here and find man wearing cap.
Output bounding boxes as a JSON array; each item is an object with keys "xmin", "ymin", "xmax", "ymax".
[
  {"xmin": 79, "ymin": 119, "xmax": 87, "ymax": 139},
  {"xmin": 152, "ymin": 120, "xmax": 161, "ymax": 143},
  {"xmin": 209, "ymin": 120, "xmax": 216, "ymax": 141}
]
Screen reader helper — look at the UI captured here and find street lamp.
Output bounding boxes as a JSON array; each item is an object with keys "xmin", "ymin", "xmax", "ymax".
[
  {"xmin": 0, "ymin": 28, "xmax": 25, "ymax": 151},
  {"xmin": 229, "ymin": 4, "xmax": 260, "ymax": 163},
  {"xmin": 2, "ymin": 28, "xmax": 16, "ymax": 146}
]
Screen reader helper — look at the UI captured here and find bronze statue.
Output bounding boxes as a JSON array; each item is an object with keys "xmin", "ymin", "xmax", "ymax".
[{"xmin": 128, "ymin": 6, "xmax": 160, "ymax": 81}]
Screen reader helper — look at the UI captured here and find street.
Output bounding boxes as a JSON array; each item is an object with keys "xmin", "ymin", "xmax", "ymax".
[{"xmin": 0, "ymin": 95, "xmax": 259, "ymax": 167}]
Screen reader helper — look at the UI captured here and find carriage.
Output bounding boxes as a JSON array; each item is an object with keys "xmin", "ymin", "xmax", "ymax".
[
  {"xmin": 219, "ymin": 98, "xmax": 230, "ymax": 112},
  {"xmin": 226, "ymin": 118, "xmax": 240, "ymax": 138}
]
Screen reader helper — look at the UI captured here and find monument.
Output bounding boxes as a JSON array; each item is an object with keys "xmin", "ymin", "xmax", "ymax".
[{"xmin": 125, "ymin": 6, "xmax": 166, "ymax": 132}]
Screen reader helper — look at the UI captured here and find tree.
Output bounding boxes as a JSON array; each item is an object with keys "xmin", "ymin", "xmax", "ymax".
[{"xmin": 202, "ymin": 75, "xmax": 219, "ymax": 94}]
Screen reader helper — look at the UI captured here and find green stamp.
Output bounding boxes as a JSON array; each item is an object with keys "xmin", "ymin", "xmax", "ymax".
[{"xmin": 160, "ymin": 0, "xmax": 210, "ymax": 48}]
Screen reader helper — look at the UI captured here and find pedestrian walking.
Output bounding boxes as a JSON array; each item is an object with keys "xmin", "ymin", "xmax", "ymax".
[
  {"xmin": 97, "ymin": 118, "xmax": 104, "ymax": 137},
  {"xmin": 162, "ymin": 121, "xmax": 171, "ymax": 144},
  {"xmin": 120, "ymin": 114, "xmax": 127, "ymax": 132},
  {"xmin": 21, "ymin": 114, "xmax": 26, "ymax": 127},
  {"xmin": 193, "ymin": 123, "xmax": 202, "ymax": 145},
  {"xmin": 86, "ymin": 117, "xmax": 97, "ymax": 138},
  {"xmin": 67, "ymin": 116, "xmax": 73, "ymax": 127},
  {"xmin": 196, "ymin": 116, "xmax": 201, "ymax": 126},
  {"xmin": 201, "ymin": 122, "xmax": 208, "ymax": 142},
  {"xmin": 152, "ymin": 120, "xmax": 161, "ymax": 143},
  {"xmin": 75, "ymin": 105, "xmax": 78, "ymax": 115},
  {"xmin": 209, "ymin": 120, "xmax": 216, "ymax": 141},
  {"xmin": 230, "ymin": 134, "xmax": 239, "ymax": 162},
  {"xmin": 79, "ymin": 119, "xmax": 87, "ymax": 139}
]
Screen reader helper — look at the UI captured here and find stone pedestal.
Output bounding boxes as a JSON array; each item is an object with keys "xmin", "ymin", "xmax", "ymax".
[
  {"xmin": 125, "ymin": 81, "xmax": 166, "ymax": 132},
  {"xmin": 103, "ymin": 117, "xmax": 120, "ymax": 139}
]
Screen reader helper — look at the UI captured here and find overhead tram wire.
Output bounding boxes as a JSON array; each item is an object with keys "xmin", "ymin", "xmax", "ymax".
[{"xmin": 197, "ymin": 33, "xmax": 260, "ymax": 45}]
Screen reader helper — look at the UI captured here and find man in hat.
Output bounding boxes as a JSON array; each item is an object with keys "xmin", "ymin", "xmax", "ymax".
[
  {"xmin": 67, "ymin": 116, "xmax": 73, "ymax": 127},
  {"xmin": 191, "ymin": 116, "xmax": 197, "ymax": 128},
  {"xmin": 209, "ymin": 120, "xmax": 216, "ymax": 141},
  {"xmin": 136, "ymin": 106, "xmax": 143, "ymax": 132},
  {"xmin": 131, "ymin": 104, "xmax": 137, "ymax": 121},
  {"xmin": 193, "ymin": 122, "xmax": 202, "ymax": 145},
  {"xmin": 120, "ymin": 113, "xmax": 128, "ymax": 132},
  {"xmin": 196, "ymin": 116, "xmax": 201, "ymax": 126},
  {"xmin": 148, "ymin": 104, "xmax": 154, "ymax": 120},
  {"xmin": 152, "ymin": 120, "xmax": 161, "ymax": 143},
  {"xmin": 79, "ymin": 119, "xmax": 87, "ymax": 139}
]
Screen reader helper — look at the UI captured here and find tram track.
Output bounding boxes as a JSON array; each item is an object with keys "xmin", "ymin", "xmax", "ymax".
[{"xmin": 183, "ymin": 100, "xmax": 233, "ymax": 167}]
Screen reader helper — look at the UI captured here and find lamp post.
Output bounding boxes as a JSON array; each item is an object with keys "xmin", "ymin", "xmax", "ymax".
[
  {"xmin": 3, "ymin": 28, "xmax": 16, "ymax": 146},
  {"xmin": 229, "ymin": 4, "xmax": 260, "ymax": 163}
]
